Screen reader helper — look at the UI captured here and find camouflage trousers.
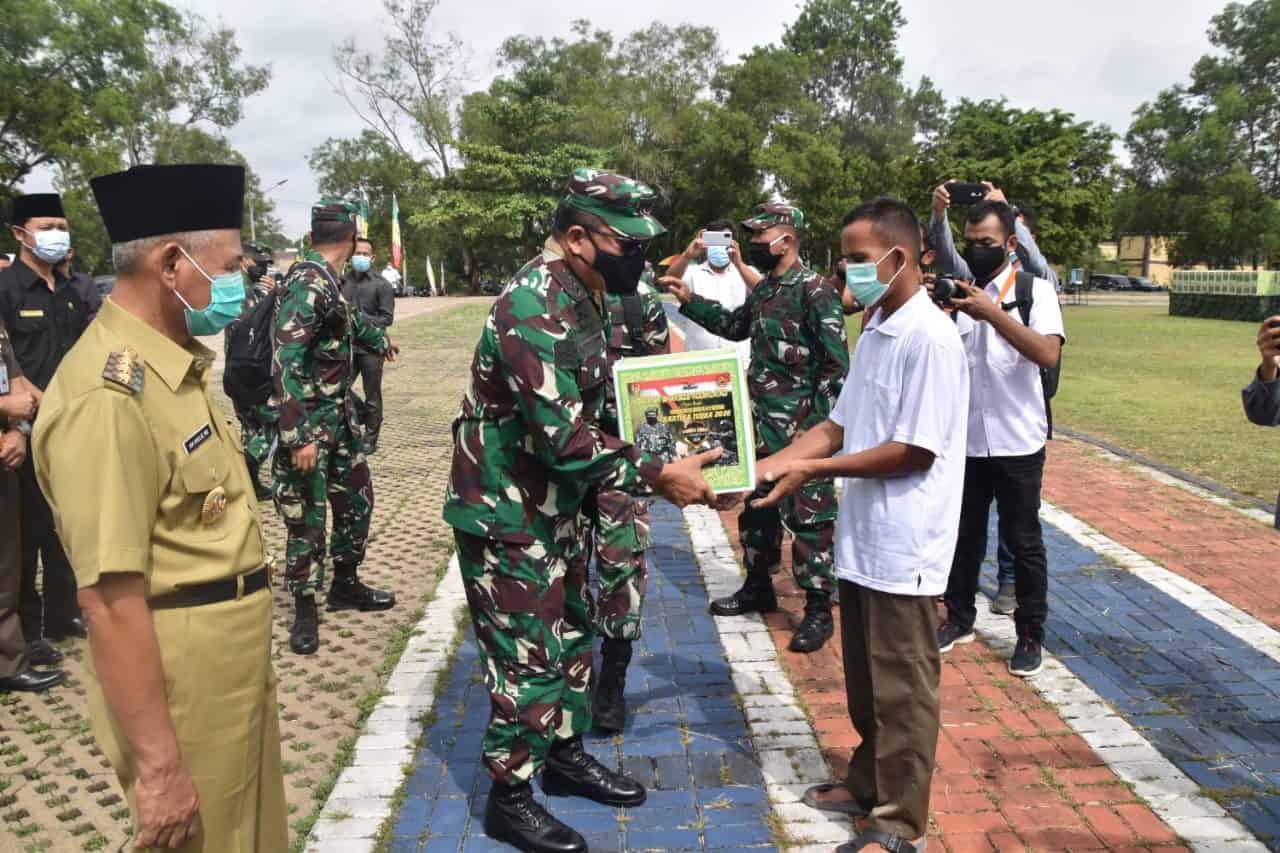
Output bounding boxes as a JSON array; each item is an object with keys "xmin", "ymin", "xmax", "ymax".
[
  {"xmin": 587, "ymin": 488, "xmax": 650, "ymax": 641},
  {"xmin": 272, "ymin": 422, "xmax": 373, "ymax": 595},
  {"xmin": 234, "ymin": 402, "xmax": 278, "ymax": 469},
  {"xmin": 740, "ymin": 472, "xmax": 836, "ymax": 598},
  {"xmin": 455, "ymin": 529, "xmax": 594, "ymax": 784}
]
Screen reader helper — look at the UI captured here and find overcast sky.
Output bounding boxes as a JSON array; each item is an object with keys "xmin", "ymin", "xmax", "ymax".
[{"xmin": 32, "ymin": 0, "xmax": 1229, "ymax": 234}]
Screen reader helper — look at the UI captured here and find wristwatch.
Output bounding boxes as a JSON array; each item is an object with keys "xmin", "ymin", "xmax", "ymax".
[{"xmin": 13, "ymin": 420, "xmax": 32, "ymax": 437}]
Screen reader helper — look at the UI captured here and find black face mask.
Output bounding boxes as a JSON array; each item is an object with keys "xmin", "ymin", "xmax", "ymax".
[
  {"xmin": 588, "ymin": 233, "xmax": 646, "ymax": 295},
  {"xmin": 962, "ymin": 242, "xmax": 1010, "ymax": 284},
  {"xmin": 247, "ymin": 263, "xmax": 267, "ymax": 280},
  {"xmin": 748, "ymin": 238, "xmax": 783, "ymax": 273}
]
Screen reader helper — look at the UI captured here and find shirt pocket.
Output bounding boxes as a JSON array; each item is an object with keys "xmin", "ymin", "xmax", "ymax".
[
  {"xmin": 175, "ymin": 439, "xmax": 232, "ymax": 541},
  {"xmin": 13, "ymin": 307, "xmax": 48, "ymax": 337},
  {"xmin": 758, "ymin": 317, "xmax": 810, "ymax": 367}
]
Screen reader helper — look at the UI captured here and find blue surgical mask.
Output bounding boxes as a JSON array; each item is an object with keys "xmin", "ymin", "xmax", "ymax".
[
  {"xmin": 845, "ymin": 247, "xmax": 903, "ymax": 309},
  {"xmin": 706, "ymin": 246, "xmax": 731, "ymax": 268},
  {"xmin": 351, "ymin": 255, "xmax": 372, "ymax": 273},
  {"xmin": 175, "ymin": 247, "xmax": 246, "ymax": 337},
  {"xmin": 20, "ymin": 227, "xmax": 70, "ymax": 264}
]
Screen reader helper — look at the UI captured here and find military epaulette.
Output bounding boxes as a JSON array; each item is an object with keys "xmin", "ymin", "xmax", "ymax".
[{"xmin": 102, "ymin": 346, "xmax": 144, "ymax": 394}]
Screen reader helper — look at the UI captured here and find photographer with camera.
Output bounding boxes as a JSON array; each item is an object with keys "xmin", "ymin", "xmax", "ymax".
[
  {"xmin": 932, "ymin": 181, "xmax": 1058, "ymax": 289},
  {"xmin": 937, "ymin": 200, "xmax": 1064, "ymax": 678},
  {"xmin": 1243, "ymin": 315, "xmax": 1280, "ymax": 528},
  {"xmin": 664, "ymin": 219, "xmax": 758, "ymax": 363}
]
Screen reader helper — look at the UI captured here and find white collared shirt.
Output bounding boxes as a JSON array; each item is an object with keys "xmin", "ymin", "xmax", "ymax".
[
  {"xmin": 955, "ymin": 266, "xmax": 1065, "ymax": 458},
  {"xmin": 681, "ymin": 261, "xmax": 753, "ymax": 364},
  {"xmin": 829, "ymin": 288, "xmax": 969, "ymax": 596}
]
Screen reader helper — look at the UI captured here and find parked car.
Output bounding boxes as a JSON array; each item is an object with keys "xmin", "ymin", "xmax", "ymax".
[
  {"xmin": 1127, "ymin": 276, "xmax": 1161, "ymax": 292},
  {"xmin": 94, "ymin": 274, "xmax": 116, "ymax": 298},
  {"xmin": 1089, "ymin": 273, "xmax": 1131, "ymax": 291}
]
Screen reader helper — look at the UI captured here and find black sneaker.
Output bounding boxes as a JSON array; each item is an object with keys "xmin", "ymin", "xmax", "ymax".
[
  {"xmin": 937, "ymin": 621, "xmax": 975, "ymax": 654},
  {"xmin": 1009, "ymin": 638, "xmax": 1043, "ymax": 677}
]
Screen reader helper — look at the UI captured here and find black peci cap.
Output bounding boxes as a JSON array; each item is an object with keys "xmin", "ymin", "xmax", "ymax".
[
  {"xmin": 11, "ymin": 193, "xmax": 65, "ymax": 225},
  {"xmin": 90, "ymin": 164, "xmax": 245, "ymax": 243}
]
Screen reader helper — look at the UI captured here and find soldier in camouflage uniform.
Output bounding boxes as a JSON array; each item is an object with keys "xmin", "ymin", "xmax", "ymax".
[
  {"xmin": 662, "ymin": 202, "xmax": 849, "ymax": 653},
  {"xmin": 713, "ymin": 418, "xmax": 739, "ymax": 467},
  {"xmin": 443, "ymin": 169, "xmax": 716, "ymax": 853},
  {"xmin": 589, "ymin": 271, "xmax": 669, "ymax": 734},
  {"xmin": 228, "ymin": 242, "xmax": 278, "ymax": 500},
  {"xmin": 634, "ymin": 407, "xmax": 676, "ymax": 462},
  {"xmin": 273, "ymin": 201, "xmax": 398, "ymax": 656}
]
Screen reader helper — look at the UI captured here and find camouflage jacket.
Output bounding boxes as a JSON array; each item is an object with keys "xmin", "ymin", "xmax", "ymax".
[
  {"xmin": 681, "ymin": 260, "xmax": 848, "ymax": 454},
  {"xmin": 600, "ymin": 280, "xmax": 669, "ymax": 433},
  {"xmin": 443, "ymin": 242, "xmax": 663, "ymax": 546},
  {"xmin": 272, "ymin": 257, "xmax": 390, "ymax": 449}
]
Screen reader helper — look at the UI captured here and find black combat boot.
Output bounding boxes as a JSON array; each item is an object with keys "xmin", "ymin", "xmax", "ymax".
[
  {"xmin": 290, "ymin": 594, "xmax": 319, "ymax": 655},
  {"xmin": 483, "ymin": 780, "xmax": 586, "ymax": 853},
  {"xmin": 789, "ymin": 592, "xmax": 834, "ymax": 653},
  {"xmin": 327, "ymin": 570, "xmax": 395, "ymax": 612},
  {"xmin": 542, "ymin": 735, "xmax": 646, "ymax": 806},
  {"xmin": 708, "ymin": 573, "xmax": 778, "ymax": 617},
  {"xmin": 243, "ymin": 451, "xmax": 271, "ymax": 501},
  {"xmin": 592, "ymin": 638, "xmax": 632, "ymax": 734}
]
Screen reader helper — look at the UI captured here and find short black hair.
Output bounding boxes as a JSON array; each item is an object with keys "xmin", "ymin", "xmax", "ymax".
[
  {"xmin": 312, "ymin": 219, "xmax": 358, "ymax": 247},
  {"xmin": 355, "ymin": 237, "xmax": 375, "ymax": 252},
  {"xmin": 919, "ymin": 224, "xmax": 935, "ymax": 255},
  {"xmin": 1009, "ymin": 199, "xmax": 1038, "ymax": 237},
  {"xmin": 704, "ymin": 218, "xmax": 735, "ymax": 235},
  {"xmin": 841, "ymin": 197, "xmax": 921, "ymax": 262},
  {"xmin": 966, "ymin": 200, "xmax": 1016, "ymax": 240}
]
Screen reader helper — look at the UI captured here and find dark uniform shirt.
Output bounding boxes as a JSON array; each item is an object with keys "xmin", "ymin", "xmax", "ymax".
[
  {"xmin": 0, "ymin": 258, "xmax": 90, "ymax": 389},
  {"xmin": 340, "ymin": 270, "xmax": 395, "ymax": 354}
]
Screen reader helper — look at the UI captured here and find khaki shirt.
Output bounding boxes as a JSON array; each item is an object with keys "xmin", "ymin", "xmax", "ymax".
[{"xmin": 33, "ymin": 299, "xmax": 265, "ymax": 597}]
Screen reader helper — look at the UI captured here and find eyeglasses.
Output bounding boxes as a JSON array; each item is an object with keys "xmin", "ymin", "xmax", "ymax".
[{"xmin": 587, "ymin": 229, "xmax": 649, "ymax": 255}]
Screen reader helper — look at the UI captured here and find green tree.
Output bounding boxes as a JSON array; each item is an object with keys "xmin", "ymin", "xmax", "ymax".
[
  {"xmin": 922, "ymin": 99, "xmax": 1117, "ymax": 269},
  {"xmin": 1117, "ymin": 0, "xmax": 1280, "ymax": 268}
]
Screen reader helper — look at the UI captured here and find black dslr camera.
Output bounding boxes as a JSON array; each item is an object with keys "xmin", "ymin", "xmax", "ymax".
[{"xmin": 932, "ymin": 276, "xmax": 964, "ymax": 306}]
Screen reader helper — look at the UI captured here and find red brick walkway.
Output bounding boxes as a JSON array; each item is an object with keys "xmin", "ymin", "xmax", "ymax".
[{"xmin": 718, "ymin": 489, "xmax": 1190, "ymax": 852}]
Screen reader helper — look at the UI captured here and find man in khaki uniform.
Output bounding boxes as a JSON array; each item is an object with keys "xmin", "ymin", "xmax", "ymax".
[{"xmin": 33, "ymin": 163, "xmax": 286, "ymax": 851}]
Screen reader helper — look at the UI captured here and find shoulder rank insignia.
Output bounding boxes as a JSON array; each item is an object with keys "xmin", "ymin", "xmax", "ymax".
[{"xmin": 102, "ymin": 346, "xmax": 144, "ymax": 394}]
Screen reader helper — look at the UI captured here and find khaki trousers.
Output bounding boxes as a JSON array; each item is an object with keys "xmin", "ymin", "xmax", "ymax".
[
  {"xmin": 839, "ymin": 579, "xmax": 941, "ymax": 840},
  {"xmin": 86, "ymin": 586, "xmax": 286, "ymax": 852},
  {"xmin": 0, "ymin": 468, "xmax": 26, "ymax": 677}
]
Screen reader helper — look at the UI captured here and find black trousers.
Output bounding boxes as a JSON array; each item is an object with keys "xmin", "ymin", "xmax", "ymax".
[
  {"xmin": 943, "ymin": 449, "xmax": 1048, "ymax": 643},
  {"xmin": 18, "ymin": 453, "xmax": 79, "ymax": 640},
  {"xmin": 354, "ymin": 353, "xmax": 385, "ymax": 443}
]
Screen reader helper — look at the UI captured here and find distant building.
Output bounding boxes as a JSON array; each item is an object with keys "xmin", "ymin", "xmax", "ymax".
[{"xmin": 1098, "ymin": 234, "xmax": 1268, "ymax": 286}]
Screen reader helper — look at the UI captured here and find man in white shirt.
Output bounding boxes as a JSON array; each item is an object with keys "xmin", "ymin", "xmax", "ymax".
[
  {"xmin": 939, "ymin": 199, "xmax": 1065, "ymax": 679},
  {"xmin": 664, "ymin": 219, "xmax": 757, "ymax": 363},
  {"xmin": 752, "ymin": 198, "xmax": 969, "ymax": 853}
]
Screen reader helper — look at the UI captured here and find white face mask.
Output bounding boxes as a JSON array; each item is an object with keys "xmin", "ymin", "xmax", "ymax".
[{"xmin": 19, "ymin": 227, "xmax": 70, "ymax": 264}]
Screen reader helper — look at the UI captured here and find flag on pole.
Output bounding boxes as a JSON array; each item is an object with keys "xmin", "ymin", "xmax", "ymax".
[
  {"xmin": 425, "ymin": 254, "xmax": 437, "ymax": 296},
  {"xmin": 391, "ymin": 193, "xmax": 403, "ymax": 270},
  {"xmin": 356, "ymin": 186, "xmax": 371, "ymax": 239}
]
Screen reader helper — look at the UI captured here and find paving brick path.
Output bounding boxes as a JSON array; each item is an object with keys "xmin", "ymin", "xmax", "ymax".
[{"xmin": 385, "ymin": 501, "xmax": 779, "ymax": 853}]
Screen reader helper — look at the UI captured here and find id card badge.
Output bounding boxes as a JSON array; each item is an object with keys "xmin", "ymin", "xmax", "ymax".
[{"xmin": 0, "ymin": 363, "xmax": 9, "ymax": 396}]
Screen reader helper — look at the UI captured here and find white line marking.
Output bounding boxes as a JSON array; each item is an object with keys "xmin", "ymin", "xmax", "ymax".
[
  {"xmin": 683, "ymin": 505, "xmax": 855, "ymax": 850},
  {"xmin": 306, "ymin": 556, "xmax": 469, "ymax": 853}
]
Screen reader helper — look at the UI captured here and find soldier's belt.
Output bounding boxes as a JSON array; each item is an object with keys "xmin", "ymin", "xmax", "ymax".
[{"xmin": 149, "ymin": 568, "xmax": 269, "ymax": 610}]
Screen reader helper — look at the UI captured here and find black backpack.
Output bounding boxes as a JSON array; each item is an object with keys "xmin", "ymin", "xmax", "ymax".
[
  {"xmin": 1007, "ymin": 270, "xmax": 1062, "ymax": 436},
  {"xmin": 222, "ymin": 288, "xmax": 279, "ymax": 407}
]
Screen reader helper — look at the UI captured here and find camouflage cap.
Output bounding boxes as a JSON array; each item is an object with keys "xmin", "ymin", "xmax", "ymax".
[
  {"xmin": 563, "ymin": 168, "xmax": 666, "ymax": 240},
  {"xmin": 311, "ymin": 197, "xmax": 360, "ymax": 226},
  {"xmin": 742, "ymin": 201, "xmax": 805, "ymax": 233},
  {"xmin": 645, "ymin": 407, "xmax": 659, "ymax": 417}
]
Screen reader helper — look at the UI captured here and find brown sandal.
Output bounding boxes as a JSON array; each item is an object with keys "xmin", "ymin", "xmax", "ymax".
[{"xmin": 801, "ymin": 782, "xmax": 870, "ymax": 816}]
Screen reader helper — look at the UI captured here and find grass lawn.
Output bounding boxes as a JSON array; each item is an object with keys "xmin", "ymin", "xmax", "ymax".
[{"xmin": 848, "ymin": 304, "xmax": 1277, "ymax": 503}]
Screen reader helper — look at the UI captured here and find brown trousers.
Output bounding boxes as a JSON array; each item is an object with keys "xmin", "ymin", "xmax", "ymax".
[
  {"xmin": 0, "ymin": 468, "xmax": 26, "ymax": 677},
  {"xmin": 839, "ymin": 579, "xmax": 941, "ymax": 840}
]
